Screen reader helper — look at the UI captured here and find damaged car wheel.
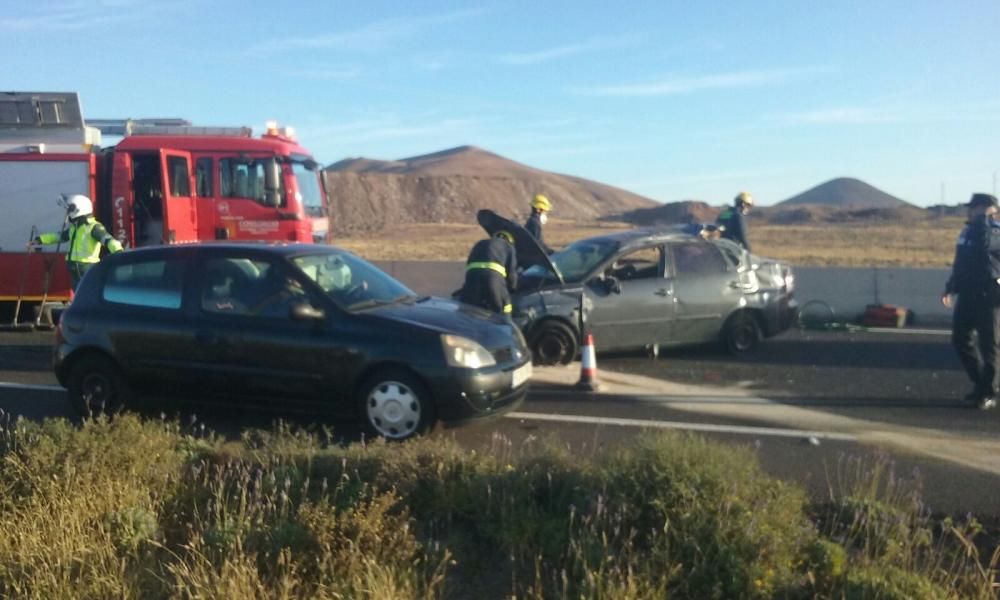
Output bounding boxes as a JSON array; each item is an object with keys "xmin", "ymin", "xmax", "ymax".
[{"xmin": 529, "ymin": 320, "xmax": 578, "ymax": 366}]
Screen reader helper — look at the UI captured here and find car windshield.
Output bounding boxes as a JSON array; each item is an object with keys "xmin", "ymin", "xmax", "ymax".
[
  {"xmin": 524, "ymin": 238, "xmax": 619, "ymax": 283},
  {"xmin": 292, "ymin": 251, "xmax": 416, "ymax": 310}
]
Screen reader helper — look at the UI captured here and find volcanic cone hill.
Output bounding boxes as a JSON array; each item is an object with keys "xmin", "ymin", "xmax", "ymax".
[{"xmin": 323, "ymin": 146, "xmax": 658, "ymax": 234}]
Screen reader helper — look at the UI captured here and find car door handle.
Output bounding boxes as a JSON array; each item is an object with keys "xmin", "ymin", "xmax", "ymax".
[{"xmin": 654, "ymin": 288, "xmax": 672, "ymax": 297}]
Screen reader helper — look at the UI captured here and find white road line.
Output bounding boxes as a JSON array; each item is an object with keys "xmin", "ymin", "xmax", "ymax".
[
  {"xmin": 864, "ymin": 327, "xmax": 949, "ymax": 335},
  {"xmin": 0, "ymin": 381, "xmax": 65, "ymax": 393},
  {"xmin": 506, "ymin": 411, "xmax": 857, "ymax": 441}
]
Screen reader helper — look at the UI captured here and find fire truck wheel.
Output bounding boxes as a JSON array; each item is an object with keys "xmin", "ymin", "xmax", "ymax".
[{"xmin": 68, "ymin": 354, "xmax": 132, "ymax": 418}]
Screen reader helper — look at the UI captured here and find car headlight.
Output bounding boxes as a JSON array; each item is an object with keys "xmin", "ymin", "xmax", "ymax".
[{"xmin": 441, "ymin": 334, "xmax": 496, "ymax": 369}]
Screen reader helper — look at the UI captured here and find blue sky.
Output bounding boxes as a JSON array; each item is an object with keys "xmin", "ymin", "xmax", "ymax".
[{"xmin": 3, "ymin": 0, "xmax": 999, "ymax": 206}]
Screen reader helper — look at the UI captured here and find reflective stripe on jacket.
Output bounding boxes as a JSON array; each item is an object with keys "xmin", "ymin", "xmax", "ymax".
[
  {"xmin": 465, "ymin": 237, "xmax": 518, "ymax": 291},
  {"xmin": 466, "ymin": 261, "xmax": 507, "ymax": 277},
  {"xmin": 38, "ymin": 217, "xmax": 124, "ymax": 264}
]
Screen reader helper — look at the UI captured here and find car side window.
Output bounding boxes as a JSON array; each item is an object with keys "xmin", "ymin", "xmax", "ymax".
[
  {"xmin": 200, "ymin": 257, "xmax": 307, "ymax": 319},
  {"xmin": 103, "ymin": 259, "xmax": 185, "ymax": 309},
  {"xmin": 670, "ymin": 242, "xmax": 729, "ymax": 277},
  {"xmin": 607, "ymin": 246, "xmax": 662, "ymax": 281}
]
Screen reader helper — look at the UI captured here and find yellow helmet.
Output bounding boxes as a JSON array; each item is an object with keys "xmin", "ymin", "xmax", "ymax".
[
  {"xmin": 531, "ymin": 194, "xmax": 552, "ymax": 212},
  {"xmin": 494, "ymin": 230, "xmax": 515, "ymax": 245},
  {"xmin": 734, "ymin": 191, "xmax": 754, "ymax": 207}
]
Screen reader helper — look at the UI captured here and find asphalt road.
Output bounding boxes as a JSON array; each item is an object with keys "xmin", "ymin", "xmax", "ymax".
[{"xmin": 1, "ymin": 328, "xmax": 998, "ymax": 516}]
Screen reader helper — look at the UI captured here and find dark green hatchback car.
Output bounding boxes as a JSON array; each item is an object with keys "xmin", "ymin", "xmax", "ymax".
[{"xmin": 54, "ymin": 243, "xmax": 531, "ymax": 439}]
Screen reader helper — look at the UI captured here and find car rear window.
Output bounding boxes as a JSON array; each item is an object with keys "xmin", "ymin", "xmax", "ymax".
[
  {"xmin": 103, "ymin": 259, "xmax": 185, "ymax": 309},
  {"xmin": 671, "ymin": 242, "xmax": 728, "ymax": 276}
]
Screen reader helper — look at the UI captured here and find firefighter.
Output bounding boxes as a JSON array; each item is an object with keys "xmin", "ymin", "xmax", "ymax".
[
  {"xmin": 716, "ymin": 191, "xmax": 753, "ymax": 251},
  {"xmin": 458, "ymin": 230, "xmax": 518, "ymax": 315},
  {"xmin": 31, "ymin": 194, "xmax": 124, "ymax": 290},
  {"xmin": 942, "ymin": 192, "xmax": 1000, "ymax": 410},
  {"xmin": 524, "ymin": 194, "xmax": 554, "ymax": 253}
]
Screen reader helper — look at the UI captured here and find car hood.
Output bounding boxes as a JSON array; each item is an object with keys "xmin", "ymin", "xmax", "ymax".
[
  {"xmin": 367, "ymin": 296, "xmax": 519, "ymax": 348},
  {"xmin": 477, "ymin": 209, "xmax": 564, "ymax": 284}
]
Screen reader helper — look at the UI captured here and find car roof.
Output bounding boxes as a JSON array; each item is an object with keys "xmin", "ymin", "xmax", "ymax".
[
  {"xmin": 573, "ymin": 226, "xmax": 702, "ymax": 248},
  {"xmin": 108, "ymin": 242, "xmax": 342, "ymax": 261}
]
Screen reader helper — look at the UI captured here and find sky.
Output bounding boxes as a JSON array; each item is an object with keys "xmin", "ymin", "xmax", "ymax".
[{"xmin": 3, "ymin": 0, "xmax": 1000, "ymax": 207}]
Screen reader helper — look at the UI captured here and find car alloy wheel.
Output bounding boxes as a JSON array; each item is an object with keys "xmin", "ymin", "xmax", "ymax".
[{"xmin": 361, "ymin": 370, "xmax": 434, "ymax": 441}]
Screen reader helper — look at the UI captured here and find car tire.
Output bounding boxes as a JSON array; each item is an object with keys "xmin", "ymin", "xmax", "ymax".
[
  {"xmin": 722, "ymin": 311, "xmax": 761, "ymax": 355},
  {"xmin": 358, "ymin": 369, "xmax": 436, "ymax": 441},
  {"xmin": 67, "ymin": 354, "xmax": 132, "ymax": 417},
  {"xmin": 529, "ymin": 320, "xmax": 578, "ymax": 366}
]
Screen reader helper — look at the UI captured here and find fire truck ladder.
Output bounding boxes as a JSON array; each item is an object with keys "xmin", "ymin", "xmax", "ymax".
[{"xmin": 87, "ymin": 119, "xmax": 252, "ymax": 137}]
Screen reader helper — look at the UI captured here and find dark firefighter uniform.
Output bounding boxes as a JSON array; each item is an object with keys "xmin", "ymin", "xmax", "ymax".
[
  {"xmin": 458, "ymin": 233, "xmax": 517, "ymax": 315},
  {"xmin": 945, "ymin": 194, "xmax": 1000, "ymax": 407},
  {"xmin": 524, "ymin": 213, "xmax": 553, "ymax": 254},
  {"xmin": 716, "ymin": 206, "xmax": 750, "ymax": 251}
]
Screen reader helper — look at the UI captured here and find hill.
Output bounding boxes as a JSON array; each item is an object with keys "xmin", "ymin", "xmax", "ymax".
[
  {"xmin": 777, "ymin": 177, "xmax": 912, "ymax": 209},
  {"xmin": 323, "ymin": 146, "xmax": 657, "ymax": 234}
]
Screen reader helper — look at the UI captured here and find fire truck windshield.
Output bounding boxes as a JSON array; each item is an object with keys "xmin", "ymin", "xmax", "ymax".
[{"xmin": 291, "ymin": 158, "xmax": 324, "ymax": 218}]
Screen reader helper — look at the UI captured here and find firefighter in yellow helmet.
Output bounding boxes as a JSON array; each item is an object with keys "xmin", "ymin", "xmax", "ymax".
[
  {"xmin": 31, "ymin": 194, "xmax": 124, "ymax": 290},
  {"xmin": 716, "ymin": 191, "xmax": 754, "ymax": 251},
  {"xmin": 458, "ymin": 230, "xmax": 518, "ymax": 315},
  {"xmin": 524, "ymin": 194, "xmax": 554, "ymax": 254}
]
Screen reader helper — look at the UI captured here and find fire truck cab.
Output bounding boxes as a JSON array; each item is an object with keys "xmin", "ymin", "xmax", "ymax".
[{"xmin": 0, "ymin": 91, "xmax": 328, "ymax": 320}]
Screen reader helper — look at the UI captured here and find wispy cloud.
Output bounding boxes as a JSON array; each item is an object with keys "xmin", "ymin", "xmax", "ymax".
[
  {"xmin": 768, "ymin": 103, "xmax": 1000, "ymax": 125},
  {"xmin": 576, "ymin": 67, "xmax": 822, "ymax": 97},
  {"xmin": 0, "ymin": 0, "xmax": 165, "ymax": 30},
  {"xmin": 287, "ymin": 67, "xmax": 361, "ymax": 81},
  {"xmin": 251, "ymin": 8, "xmax": 486, "ymax": 54},
  {"xmin": 307, "ymin": 114, "xmax": 480, "ymax": 144},
  {"xmin": 495, "ymin": 34, "xmax": 642, "ymax": 66}
]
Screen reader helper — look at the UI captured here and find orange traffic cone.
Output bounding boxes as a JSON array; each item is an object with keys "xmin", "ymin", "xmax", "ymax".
[{"xmin": 575, "ymin": 333, "xmax": 600, "ymax": 391}]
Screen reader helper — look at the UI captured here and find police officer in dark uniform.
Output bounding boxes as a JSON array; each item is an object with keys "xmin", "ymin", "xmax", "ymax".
[
  {"xmin": 942, "ymin": 192, "xmax": 1000, "ymax": 410},
  {"xmin": 716, "ymin": 191, "xmax": 753, "ymax": 251},
  {"xmin": 458, "ymin": 230, "xmax": 518, "ymax": 315}
]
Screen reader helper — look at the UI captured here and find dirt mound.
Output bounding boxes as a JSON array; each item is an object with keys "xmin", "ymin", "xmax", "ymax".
[
  {"xmin": 777, "ymin": 177, "xmax": 912, "ymax": 209},
  {"xmin": 614, "ymin": 201, "xmax": 719, "ymax": 225},
  {"xmin": 324, "ymin": 146, "xmax": 657, "ymax": 234},
  {"xmin": 758, "ymin": 204, "xmax": 929, "ymax": 225}
]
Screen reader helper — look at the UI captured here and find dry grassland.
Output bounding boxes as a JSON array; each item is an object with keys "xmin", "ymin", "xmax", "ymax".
[{"xmin": 335, "ymin": 217, "xmax": 964, "ymax": 268}]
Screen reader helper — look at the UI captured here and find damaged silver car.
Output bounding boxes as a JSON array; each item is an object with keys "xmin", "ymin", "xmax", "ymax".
[{"xmin": 477, "ymin": 212, "xmax": 797, "ymax": 365}]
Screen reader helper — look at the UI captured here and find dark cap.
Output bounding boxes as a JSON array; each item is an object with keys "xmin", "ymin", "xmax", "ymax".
[{"xmin": 968, "ymin": 193, "xmax": 999, "ymax": 208}]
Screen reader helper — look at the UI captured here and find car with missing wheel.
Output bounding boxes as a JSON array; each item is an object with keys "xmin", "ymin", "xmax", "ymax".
[
  {"xmin": 477, "ymin": 212, "xmax": 796, "ymax": 365},
  {"xmin": 53, "ymin": 242, "xmax": 531, "ymax": 440}
]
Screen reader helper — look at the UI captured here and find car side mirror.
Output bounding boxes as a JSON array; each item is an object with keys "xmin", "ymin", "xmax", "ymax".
[
  {"xmin": 604, "ymin": 275, "xmax": 622, "ymax": 295},
  {"xmin": 264, "ymin": 159, "xmax": 281, "ymax": 207},
  {"xmin": 290, "ymin": 302, "xmax": 325, "ymax": 321}
]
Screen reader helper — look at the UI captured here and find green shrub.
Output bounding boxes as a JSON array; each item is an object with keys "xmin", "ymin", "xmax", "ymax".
[
  {"xmin": 0, "ymin": 416, "xmax": 995, "ymax": 599},
  {"xmin": 842, "ymin": 565, "xmax": 951, "ymax": 599}
]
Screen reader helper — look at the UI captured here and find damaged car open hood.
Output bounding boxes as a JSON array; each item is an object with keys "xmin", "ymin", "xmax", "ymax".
[{"xmin": 476, "ymin": 209, "xmax": 564, "ymax": 284}]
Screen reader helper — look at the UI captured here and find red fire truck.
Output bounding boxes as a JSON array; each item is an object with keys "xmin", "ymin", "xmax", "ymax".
[{"xmin": 0, "ymin": 91, "xmax": 329, "ymax": 321}]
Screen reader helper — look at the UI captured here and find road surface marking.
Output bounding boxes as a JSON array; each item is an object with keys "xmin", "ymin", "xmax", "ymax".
[
  {"xmin": 506, "ymin": 411, "xmax": 856, "ymax": 441},
  {"xmin": 865, "ymin": 327, "xmax": 949, "ymax": 335},
  {"xmin": 0, "ymin": 382, "xmax": 65, "ymax": 393}
]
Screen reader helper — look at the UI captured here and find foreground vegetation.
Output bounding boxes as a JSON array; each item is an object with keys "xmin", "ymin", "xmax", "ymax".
[
  {"xmin": 336, "ymin": 218, "xmax": 964, "ymax": 268},
  {"xmin": 0, "ymin": 415, "xmax": 996, "ymax": 599}
]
